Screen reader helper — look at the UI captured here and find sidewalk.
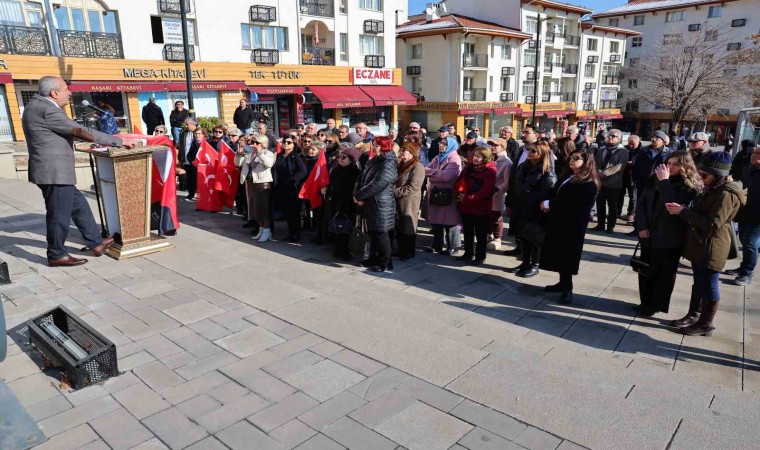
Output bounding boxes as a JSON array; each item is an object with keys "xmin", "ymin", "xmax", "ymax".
[{"xmin": 0, "ymin": 176, "xmax": 758, "ymax": 450}]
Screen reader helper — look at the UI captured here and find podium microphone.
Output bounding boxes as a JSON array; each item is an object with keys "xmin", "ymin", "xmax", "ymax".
[{"xmin": 81, "ymin": 100, "xmax": 107, "ymax": 115}]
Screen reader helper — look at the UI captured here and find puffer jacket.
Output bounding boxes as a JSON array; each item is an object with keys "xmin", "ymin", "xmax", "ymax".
[
  {"xmin": 456, "ymin": 162, "xmax": 497, "ymax": 216},
  {"xmin": 680, "ymin": 179, "xmax": 747, "ymax": 271},
  {"xmin": 354, "ymin": 151, "xmax": 398, "ymax": 232}
]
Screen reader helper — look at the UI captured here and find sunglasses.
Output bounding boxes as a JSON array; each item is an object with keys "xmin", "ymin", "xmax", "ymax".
[
  {"xmin": 228, "ymin": 134, "xmax": 238, "ymax": 137},
  {"xmin": 250, "ymin": 140, "xmax": 260, "ymax": 145},
  {"xmin": 213, "ymin": 130, "xmax": 224, "ymax": 134},
  {"xmin": 339, "ymin": 154, "xmax": 349, "ymax": 160},
  {"xmin": 569, "ymin": 155, "xmax": 585, "ymax": 162},
  {"xmin": 283, "ymin": 140, "xmax": 294, "ymax": 144},
  {"xmin": 527, "ymin": 149, "xmax": 539, "ymax": 154}
]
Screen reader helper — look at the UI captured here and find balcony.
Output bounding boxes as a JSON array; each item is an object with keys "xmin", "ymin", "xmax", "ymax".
[
  {"xmin": 603, "ymin": 76, "xmax": 619, "ymax": 85},
  {"xmin": 159, "ymin": 0, "xmax": 192, "ymax": 14},
  {"xmin": 163, "ymin": 43, "xmax": 194, "ymax": 61},
  {"xmin": 300, "ymin": 0, "xmax": 334, "ymax": 18},
  {"xmin": 583, "ymin": 103, "xmax": 593, "ymax": 110},
  {"xmin": 562, "ymin": 92, "xmax": 576, "ymax": 101},
  {"xmin": 302, "ymin": 47, "xmax": 334, "ymax": 65},
  {"xmin": 365, "ymin": 55, "xmax": 385, "ymax": 68},
  {"xmin": 543, "ymin": 62, "xmax": 553, "ymax": 73},
  {"xmin": 525, "ymin": 96, "xmax": 535, "ymax": 103},
  {"xmin": 364, "ymin": 20, "xmax": 383, "ymax": 34},
  {"xmin": 500, "ymin": 92, "xmax": 514, "ymax": 102},
  {"xmin": 462, "ymin": 88, "xmax": 486, "ymax": 101},
  {"xmin": 251, "ymin": 49, "xmax": 279, "ymax": 64},
  {"xmin": 0, "ymin": 25, "xmax": 51, "ymax": 55},
  {"xmin": 564, "ymin": 35, "xmax": 581, "ymax": 46},
  {"xmin": 407, "ymin": 66, "xmax": 421, "ymax": 75},
  {"xmin": 542, "ymin": 92, "xmax": 562, "ymax": 102},
  {"xmin": 58, "ymin": 30, "xmax": 123, "ymax": 59},
  {"xmin": 600, "ymin": 100, "xmax": 617, "ymax": 108},
  {"xmin": 562, "ymin": 64, "xmax": 578, "ymax": 74},
  {"xmin": 462, "ymin": 53, "xmax": 488, "ymax": 68},
  {"xmin": 250, "ymin": 5, "xmax": 277, "ymax": 22}
]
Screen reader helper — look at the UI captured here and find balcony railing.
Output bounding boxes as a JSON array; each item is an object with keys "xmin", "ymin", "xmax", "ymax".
[
  {"xmin": 525, "ymin": 96, "xmax": 535, "ymax": 103},
  {"xmin": 0, "ymin": 25, "xmax": 51, "ymax": 55},
  {"xmin": 500, "ymin": 92, "xmax": 514, "ymax": 102},
  {"xmin": 543, "ymin": 62, "xmax": 553, "ymax": 73},
  {"xmin": 251, "ymin": 49, "xmax": 279, "ymax": 64},
  {"xmin": 564, "ymin": 35, "xmax": 581, "ymax": 46},
  {"xmin": 407, "ymin": 66, "xmax": 421, "ymax": 75},
  {"xmin": 562, "ymin": 64, "xmax": 578, "ymax": 74},
  {"xmin": 163, "ymin": 43, "xmax": 194, "ymax": 61},
  {"xmin": 159, "ymin": 0, "xmax": 192, "ymax": 14},
  {"xmin": 364, "ymin": 20, "xmax": 383, "ymax": 34},
  {"xmin": 58, "ymin": 30, "xmax": 123, "ymax": 59},
  {"xmin": 463, "ymin": 88, "xmax": 486, "ymax": 101},
  {"xmin": 541, "ymin": 93, "xmax": 551, "ymax": 102},
  {"xmin": 250, "ymin": 5, "xmax": 277, "ymax": 22},
  {"xmin": 462, "ymin": 53, "xmax": 488, "ymax": 68},
  {"xmin": 603, "ymin": 76, "xmax": 619, "ymax": 85},
  {"xmin": 365, "ymin": 55, "xmax": 385, "ymax": 68},
  {"xmin": 299, "ymin": 0, "xmax": 334, "ymax": 17},
  {"xmin": 583, "ymin": 103, "xmax": 593, "ymax": 110},
  {"xmin": 600, "ymin": 100, "xmax": 617, "ymax": 108},
  {"xmin": 302, "ymin": 47, "xmax": 334, "ymax": 65},
  {"xmin": 562, "ymin": 92, "xmax": 576, "ymax": 101}
]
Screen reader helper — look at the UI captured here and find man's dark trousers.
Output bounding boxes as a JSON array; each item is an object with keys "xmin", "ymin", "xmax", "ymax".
[
  {"xmin": 596, "ymin": 186, "xmax": 621, "ymax": 231},
  {"xmin": 39, "ymin": 185, "xmax": 102, "ymax": 260}
]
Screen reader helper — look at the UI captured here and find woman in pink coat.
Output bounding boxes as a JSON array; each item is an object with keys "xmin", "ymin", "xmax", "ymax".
[{"xmin": 425, "ymin": 136, "xmax": 463, "ymax": 255}]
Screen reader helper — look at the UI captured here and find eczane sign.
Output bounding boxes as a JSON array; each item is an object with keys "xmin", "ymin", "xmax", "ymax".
[{"xmin": 351, "ymin": 68, "xmax": 393, "ymax": 85}]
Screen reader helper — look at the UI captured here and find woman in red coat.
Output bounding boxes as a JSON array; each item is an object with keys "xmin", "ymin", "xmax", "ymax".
[{"xmin": 455, "ymin": 146, "xmax": 497, "ymax": 265}]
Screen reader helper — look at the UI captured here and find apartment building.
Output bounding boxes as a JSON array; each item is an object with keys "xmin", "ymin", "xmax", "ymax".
[
  {"xmin": 0, "ymin": 0, "xmax": 412, "ymax": 142},
  {"xmin": 590, "ymin": 0, "xmax": 758, "ymax": 142}
]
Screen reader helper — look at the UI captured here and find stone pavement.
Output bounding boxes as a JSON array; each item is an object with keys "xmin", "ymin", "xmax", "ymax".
[{"xmin": 0, "ymin": 176, "xmax": 759, "ymax": 450}]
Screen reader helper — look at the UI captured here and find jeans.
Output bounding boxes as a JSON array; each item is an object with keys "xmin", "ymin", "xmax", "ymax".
[
  {"xmin": 38, "ymin": 185, "xmax": 102, "ymax": 260},
  {"xmin": 171, "ymin": 126, "xmax": 182, "ymax": 145},
  {"xmin": 692, "ymin": 264, "xmax": 720, "ymax": 302},
  {"xmin": 738, "ymin": 222, "xmax": 760, "ymax": 277},
  {"xmin": 431, "ymin": 224, "xmax": 460, "ymax": 252},
  {"xmin": 461, "ymin": 214, "xmax": 489, "ymax": 260}
]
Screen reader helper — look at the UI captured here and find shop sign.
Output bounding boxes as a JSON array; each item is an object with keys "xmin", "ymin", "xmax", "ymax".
[
  {"xmin": 162, "ymin": 18, "xmax": 196, "ymax": 45},
  {"xmin": 250, "ymin": 70, "xmax": 301, "ymax": 80},
  {"xmin": 123, "ymin": 68, "xmax": 207, "ymax": 79},
  {"xmin": 351, "ymin": 68, "xmax": 393, "ymax": 85},
  {"xmin": 404, "ymin": 102, "xmax": 459, "ymax": 111},
  {"xmin": 86, "ymin": 83, "xmax": 166, "ymax": 92}
]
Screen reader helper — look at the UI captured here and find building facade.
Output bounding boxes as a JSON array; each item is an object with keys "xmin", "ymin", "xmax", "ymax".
[
  {"xmin": 0, "ymin": 0, "xmax": 411, "ymax": 142},
  {"xmin": 590, "ymin": 0, "xmax": 758, "ymax": 143}
]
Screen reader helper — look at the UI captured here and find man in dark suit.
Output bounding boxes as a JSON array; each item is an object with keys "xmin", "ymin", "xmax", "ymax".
[
  {"xmin": 22, "ymin": 76, "xmax": 138, "ymax": 267},
  {"xmin": 141, "ymin": 97, "xmax": 165, "ymax": 135},
  {"xmin": 593, "ymin": 128, "xmax": 629, "ymax": 233}
]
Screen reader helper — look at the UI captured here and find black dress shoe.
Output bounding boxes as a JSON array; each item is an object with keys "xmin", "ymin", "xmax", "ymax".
[
  {"xmin": 604, "ymin": 229, "xmax": 614, "ymax": 234},
  {"xmin": 438, "ymin": 249, "xmax": 451, "ymax": 256},
  {"xmin": 544, "ymin": 283, "xmax": 564, "ymax": 293},
  {"xmin": 48, "ymin": 255, "xmax": 88, "ymax": 267},
  {"xmin": 504, "ymin": 263, "xmax": 527, "ymax": 274},
  {"xmin": 360, "ymin": 259, "xmax": 377, "ymax": 268},
  {"xmin": 470, "ymin": 258, "xmax": 485, "ymax": 266},
  {"xmin": 592, "ymin": 224, "xmax": 605, "ymax": 232},
  {"xmin": 368, "ymin": 265, "xmax": 386, "ymax": 273},
  {"xmin": 517, "ymin": 266, "xmax": 540, "ymax": 278},
  {"xmin": 558, "ymin": 291, "xmax": 573, "ymax": 305},
  {"xmin": 503, "ymin": 247, "xmax": 521, "ymax": 256},
  {"xmin": 456, "ymin": 254, "xmax": 474, "ymax": 262}
]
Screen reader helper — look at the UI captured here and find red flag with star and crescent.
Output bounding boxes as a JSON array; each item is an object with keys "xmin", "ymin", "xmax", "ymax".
[
  {"xmin": 214, "ymin": 140, "xmax": 239, "ymax": 208},
  {"xmin": 298, "ymin": 149, "xmax": 329, "ymax": 209},
  {"xmin": 193, "ymin": 140, "xmax": 222, "ymax": 212}
]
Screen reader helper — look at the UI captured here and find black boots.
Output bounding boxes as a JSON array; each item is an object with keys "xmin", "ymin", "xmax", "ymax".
[
  {"xmin": 558, "ymin": 291, "xmax": 573, "ymax": 305},
  {"xmin": 680, "ymin": 300, "xmax": 719, "ymax": 336},
  {"xmin": 671, "ymin": 286, "xmax": 701, "ymax": 328},
  {"xmin": 517, "ymin": 264, "xmax": 539, "ymax": 278}
]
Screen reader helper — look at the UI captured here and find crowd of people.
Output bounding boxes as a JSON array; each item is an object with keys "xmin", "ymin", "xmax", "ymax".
[{"xmin": 171, "ymin": 103, "xmax": 759, "ymax": 338}]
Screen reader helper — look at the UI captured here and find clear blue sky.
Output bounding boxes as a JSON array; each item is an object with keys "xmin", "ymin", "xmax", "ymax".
[{"xmin": 406, "ymin": 0, "xmax": 627, "ymax": 17}]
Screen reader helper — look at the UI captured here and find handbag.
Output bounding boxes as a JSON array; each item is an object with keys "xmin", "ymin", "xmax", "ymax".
[
  {"xmin": 727, "ymin": 222, "xmax": 740, "ymax": 260},
  {"xmin": 630, "ymin": 241, "xmax": 651, "ymax": 277},
  {"xmin": 430, "ymin": 187, "xmax": 453, "ymax": 206},
  {"xmin": 348, "ymin": 213, "xmax": 370, "ymax": 258},
  {"xmin": 520, "ymin": 222, "xmax": 546, "ymax": 246},
  {"xmin": 329, "ymin": 212, "xmax": 352, "ymax": 235}
]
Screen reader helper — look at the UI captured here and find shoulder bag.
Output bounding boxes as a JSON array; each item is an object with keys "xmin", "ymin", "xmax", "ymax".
[
  {"xmin": 348, "ymin": 212, "xmax": 370, "ymax": 258},
  {"xmin": 629, "ymin": 241, "xmax": 651, "ymax": 277},
  {"xmin": 329, "ymin": 212, "xmax": 352, "ymax": 236}
]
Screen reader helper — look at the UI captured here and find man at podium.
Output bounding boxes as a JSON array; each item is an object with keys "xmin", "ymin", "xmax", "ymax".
[{"xmin": 22, "ymin": 76, "xmax": 138, "ymax": 267}]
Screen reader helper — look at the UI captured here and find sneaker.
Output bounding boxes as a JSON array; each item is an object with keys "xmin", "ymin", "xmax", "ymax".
[
  {"xmin": 733, "ymin": 275, "xmax": 752, "ymax": 286},
  {"xmin": 487, "ymin": 240, "xmax": 502, "ymax": 250}
]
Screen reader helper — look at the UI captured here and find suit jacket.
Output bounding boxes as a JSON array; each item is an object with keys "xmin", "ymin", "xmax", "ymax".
[{"xmin": 22, "ymin": 94, "xmax": 122, "ymax": 185}]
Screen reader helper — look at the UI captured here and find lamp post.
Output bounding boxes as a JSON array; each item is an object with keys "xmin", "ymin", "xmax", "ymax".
[
  {"xmin": 530, "ymin": 13, "xmax": 551, "ymax": 126},
  {"xmin": 179, "ymin": 0, "xmax": 195, "ymax": 118}
]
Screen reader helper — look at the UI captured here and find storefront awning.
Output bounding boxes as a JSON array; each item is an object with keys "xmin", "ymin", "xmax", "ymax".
[
  {"xmin": 165, "ymin": 81, "xmax": 246, "ymax": 91},
  {"xmin": 68, "ymin": 81, "xmax": 167, "ymax": 93},
  {"xmin": 0, "ymin": 73, "xmax": 13, "ymax": 84},
  {"xmin": 597, "ymin": 113, "xmax": 623, "ymax": 119},
  {"xmin": 248, "ymin": 86, "xmax": 306, "ymax": 95},
  {"xmin": 359, "ymin": 86, "xmax": 417, "ymax": 106},
  {"xmin": 308, "ymin": 86, "xmax": 374, "ymax": 108}
]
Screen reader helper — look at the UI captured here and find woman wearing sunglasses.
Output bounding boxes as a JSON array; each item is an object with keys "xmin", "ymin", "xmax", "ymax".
[
  {"xmin": 274, "ymin": 136, "xmax": 308, "ymax": 242},
  {"xmin": 236, "ymin": 133, "xmax": 276, "ymax": 242},
  {"xmin": 326, "ymin": 147, "xmax": 362, "ymax": 261},
  {"xmin": 206, "ymin": 125, "xmax": 229, "ymax": 152},
  {"xmin": 539, "ymin": 150, "xmax": 599, "ymax": 304},
  {"xmin": 666, "ymin": 151, "xmax": 746, "ymax": 335}
]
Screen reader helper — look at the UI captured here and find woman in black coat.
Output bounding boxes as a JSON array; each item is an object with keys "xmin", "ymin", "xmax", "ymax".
[
  {"xmin": 634, "ymin": 150, "xmax": 701, "ymax": 316},
  {"xmin": 273, "ymin": 139, "xmax": 308, "ymax": 242},
  {"xmin": 354, "ymin": 137, "xmax": 398, "ymax": 273},
  {"xmin": 326, "ymin": 147, "xmax": 362, "ymax": 260},
  {"xmin": 505, "ymin": 142, "xmax": 557, "ymax": 278},
  {"xmin": 540, "ymin": 150, "xmax": 600, "ymax": 304}
]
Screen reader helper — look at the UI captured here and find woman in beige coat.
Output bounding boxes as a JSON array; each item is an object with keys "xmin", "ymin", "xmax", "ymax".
[
  {"xmin": 235, "ymin": 133, "xmax": 276, "ymax": 242},
  {"xmin": 394, "ymin": 142, "xmax": 425, "ymax": 260}
]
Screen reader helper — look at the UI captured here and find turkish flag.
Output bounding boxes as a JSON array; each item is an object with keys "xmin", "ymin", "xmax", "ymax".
[
  {"xmin": 193, "ymin": 140, "xmax": 222, "ymax": 212},
  {"xmin": 299, "ymin": 149, "xmax": 329, "ymax": 209},
  {"xmin": 214, "ymin": 140, "xmax": 239, "ymax": 208},
  {"xmin": 132, "ymin": 123, "xmax": 142, "ymax": 135}
]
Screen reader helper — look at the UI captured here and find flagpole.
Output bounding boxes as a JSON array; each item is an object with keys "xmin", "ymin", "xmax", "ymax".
[{"xmin": 179, "ymin": 0, "xmax": 195, "ymax": 118}]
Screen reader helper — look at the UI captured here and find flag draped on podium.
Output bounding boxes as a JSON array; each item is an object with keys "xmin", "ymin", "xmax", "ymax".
[
  {"xmin": 132, "ymin": 124, "xmax": 142, "ymax": 135},
  {"xmin": 299, "ymin": 150, "xmax": 329, "ymax": 209},
  {"xmin": 193, "ymin": 140, "xmax": 222, "ymax": 212},
  {"xmin": 214, "ymin": 140, "xmax": 239, "ymax": 208}
]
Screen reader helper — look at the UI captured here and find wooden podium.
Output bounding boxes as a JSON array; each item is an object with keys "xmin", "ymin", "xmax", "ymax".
[{"xmin": 76, "ymin": 145, "xmax": 173, "ymax": 260}]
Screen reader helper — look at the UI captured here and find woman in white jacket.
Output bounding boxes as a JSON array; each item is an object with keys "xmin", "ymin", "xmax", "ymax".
[{"xmin": 235, "ymin": 133, "xmax": 276, "ymax": 242}]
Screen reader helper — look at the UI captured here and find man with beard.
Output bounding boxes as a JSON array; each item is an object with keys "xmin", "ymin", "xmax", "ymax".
[
  {"xmin": 593, "ymin": 129, "xmax": 629, "ymax": 234},
  {"xmin": 687, "ymin": 131, "xmax": 712, "ymax": 167}
]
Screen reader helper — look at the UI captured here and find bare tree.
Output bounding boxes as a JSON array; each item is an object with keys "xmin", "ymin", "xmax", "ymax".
[{"xmin": 620, "ymin": 23, "xmax": 758, "ymax": 133}]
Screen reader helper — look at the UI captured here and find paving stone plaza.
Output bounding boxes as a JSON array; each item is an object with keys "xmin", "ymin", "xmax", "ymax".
[{"xmin": 1, "ymin": 176, "xmax": 759, "ymax": 450}]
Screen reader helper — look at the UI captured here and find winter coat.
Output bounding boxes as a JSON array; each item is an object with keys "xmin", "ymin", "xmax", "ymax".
[
  {"xmin": 680, "ymin": 179, "xmax": 747, "ymax": 271},
  {"xmin": 730, "ymin": 148, "xmax": 753, "ymax": 180},
  {"xmin": 206, "ymin": 136, "xmax": 230, "ymax": 152},
  {"xmin": 424, "ymin": 150, "xmax": 463, "ymax": 226},
  {"xmin": 630, "ymin": 144, "xmax": 670, "ymax": 193},
  {"xmin": 594, "ymin": 144, "xmax": 629, "ymax": 189},
  {"xmin": 455, "ymin": 162, "xmax": 497, "ymax": 216},
  {"xmin": 141, "ymin": 103, "xmax": 165, "ymax": 134},
  {"xmin": 327, "ymin": 163, "xmax": 361, "ymax": 222},
  {"xmin": 303, "ymin": 154, "xmax": 319, "ymax": 177},
  {"xmin": 492, "ymin": 152, "xmax": 513, "ymax": 212},
  {"xmin": 394, "ymin": 162, "xmax": 425, "ymax": 234},
  {"xmin": 235, "ymin": 148, "xmax": 275, "ymax": 185},
  {"xmin": 737, "ymin": 166, "xmax": 760, "ymax": 225},
  {"xmin": 690, "ymin": 147, "xmax": 712, "ymax": 168},
  {"xmin": 623, "ymin": 143, "xmax": 641, "ymax": 188},
  {"xmin": 274, "ymin": 151, "xmax": 307, "ymax": 195},
  {"xmin": 506, "ymin": 138, "xmax": 520, "ymax": 163},
  {"xmin": 169, "ymin": 109, "xmax": 189, "ymax": 128},
  {"xmin": 540, "ymin": 177, "xmax": 598, "ymax": 275},
  {"xmin": 233, "ymin": 106, "xmax": 257, "ymax": 131},
  {"xmin": 506, "ymin": 162, "xmax": 557, "ymax": 236},
  {"xmin": 634, "ymin": 176, "xmax": 699, "ymax": 249},
  {"xmin": 178, "ymin": 130, "xmax": 195, "ymax": 164},
  {"xmin": 354, "ymin": 151, "xmax": 398, "ymax": 232},
  {"xmin": 259, "ymin": 112, "xmax": 274, "ymax": 131}
]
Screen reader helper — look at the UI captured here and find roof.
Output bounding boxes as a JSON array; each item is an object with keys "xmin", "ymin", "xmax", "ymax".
[
  {"xmin": 591, "ymin": 0, "xmax": 739, "ymax": 18},
  {"xmin": 396, "ymin": 14, "xmax": 532, "ymax": 40},
  {"xmin": 521, "ymin": 0, "xmax": 593, "ymax": 15},
  {"xmin": 581, "ymin": 21, "xmax": 642, "ymax": 36}
]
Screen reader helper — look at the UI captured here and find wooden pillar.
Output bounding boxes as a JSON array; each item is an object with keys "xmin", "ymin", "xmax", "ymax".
[
  {"xmin": 125, "ymin": 92, "xmax": 140, "ymax": 133},
  {"xmin": 333, "ymin": 109, "xmax": 343, "ymax": 126},
  {"xmin": 483, "ymin": 114, "xmax": 491, "ymax": 138},
  {"xmin": 5, "ymin": 83, "xmax": 24, "ymax": 141}
]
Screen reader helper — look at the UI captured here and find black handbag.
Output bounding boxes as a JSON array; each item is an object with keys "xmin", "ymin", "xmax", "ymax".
[
  {"xmin": 429, "ymin": 187, "xmax": 453, "ymax": 206},
  {"xmin": 520, "ymin": 222, "xmax": 546, "ymax": 246},
  {"xmin": 630, "ymin": 242, "xmax": 651, "ymax": 277},
  {"xmin": 727, "ymin": 222, "xmax": 740, "ymax": 260},
  {"xmin": 348, "ymin": 213, "xmax": 370, "ymax": 258},
  {"xmin": 329, "ymin": 212, "xmax": 352, "ymax": 235}
]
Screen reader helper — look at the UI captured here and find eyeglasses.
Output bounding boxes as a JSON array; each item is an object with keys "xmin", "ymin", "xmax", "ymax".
[
  {"xmin": 228, "ymin": 134, "xmax": 238, "ymax": 137},
  {"xmin": 250, "ymin": 141, "xmax": 260, "ymax": 145},
  {"xmin": 527, "ymin": 149, "xmax": 539, "ymax": 154},
  {"xmin": 213, "ymin": 130, "xmax": 224, "ymax": 134},
  {"xmin": 283, "ymin": 140, "xmax": 294, "ymax": 145},
  {"xmin": 569, "ymin": 155, "xmax": 585, "ymax": 162}
]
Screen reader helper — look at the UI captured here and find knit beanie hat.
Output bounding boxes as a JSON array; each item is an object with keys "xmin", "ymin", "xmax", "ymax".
[
  {"xmin": 340, "ymin": 146, "xmax": 361, "ymax": 163},
  {"xmin": 345, "ymin": 132, "xmax": 363, "ymax": 145},
  {"xmin": 699, "ymin": 151, "xmax": 732, "ymax": 177}
]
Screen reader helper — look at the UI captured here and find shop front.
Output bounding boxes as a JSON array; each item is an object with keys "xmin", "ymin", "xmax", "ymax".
[
  {"xmin": 246, "ymin": 86, "xmax": 305, "ymax": 138},
  {"xmin": 576, "ymin": 108, "xmax": 624, "ymax": 137},
  {"xmin": 0, "ymin": 73, "xmax": 15, "ymax": 142},
  {"xmin": 516, "ymin": 102, "xmax": 576, "ymax": 136},
  {"xmin": 399, "ymin": 101, "xmax": 524, "ymax": 139}
]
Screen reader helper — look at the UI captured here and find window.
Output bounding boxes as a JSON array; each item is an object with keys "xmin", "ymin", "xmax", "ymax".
[
  {"xmin": 241, "ymin": 24, "xmax": 288, "ymax": 50},
  {"xmin": 629, "ymin": 58, "xmax": 640, "ymax": 67},
  {"xmin": 688, "ymin": 23, "xmax": 701, "ymax": 32},
  {"xmin": 53, "ymin": 4, "xmax": 118, "ymax": 33},
  {"xmin": 582, "ymin": 90, "xmax": 593, "ymax": 103},
  {"xmin": 501, "ymin": 43, "xmax": 512, "ymax": 59},
  {"xmin": 522, "ymin": 79, "xmax": 535, "ymax": 96},
  {"xmin": 602, "ymin": 64, "xmax": 620, "ymax": 77},
  {"xmin": 411, "ymin": 76, "xmax": 422, "ymax": 93},
  {"xmin": 723, "ymin": 68, "xmax": 737, "ymax": 76},
  {"xmin": 489, "ymin": 76, "xmax": 494, "ymax": 92},
  {"xmin": 359, "ymin": 34, "xmax": 383, "ymax": 55},
  {"xmin": 633, "ymin": 15, "xmax": 645, "ymax": 26},
  {"xmin": 665, "ymin": 11, "xmax": 685, "ymax": 22},
  {"xmin": 501, "ymin": 76, "xmax": 511, "ymax": 91},
  {"xmin": 608, "ymin": 18, "xmax": 619, "ymax": 27},
  {"xmin": 526, "ymin": 17, "xmax": 538, "ymax": 33},
  {"xmin": 339, "ymin": 33, "xmax": 347, "ymax": 61},
  {"xmin": 586, "ymin": 38, "xmax": 598, "ymax": 51},
  {"xmin": 523, "ymin": 48, "xmax": 537, "ymax": 66},
  {"xmin": 610, "ymin": 41, "xmax": 619, "ymax": 54},
  {"xmin": 628, "ymin": 79, "xmax": 638, "ymax": 89},
  {"xmin": 705, "ymin": 29, "xmax": 718, "ymax": 41},
  {"xmin": 731, "ymin": 19, "xmax": 746, "ymax": 27},
  {"xmin": 584, "ymin": 63, "xmax": 595, "ymax": 78},
  {"xmin": 359, "ymin": 0, "xmax": 382, "ymax": 12},
  {"xmin": 708, "ymin": 6, "xmax": 722, "ymax": 18},
  {"xmin": 339, "ymin": 0, "xmax": 347, "ymax": 14},
  {"xmin": 0, "ymin": 1, "xmax": 44, "ymax": 27},
  {"xmin": 631, "ymin": 36, "xmax": 642, "ymax": 47},
  {"xmin": 600, "ymin": 87, "xmax": 618, "ymax": 101},
  {"xmin": 463, "ymin": 76, "xmax": 473, "ymax": 90},
  {"xmin": 411, "ymin": 43, "xmax": 422, "ymax": 59},
  {"xmin": 663, "ymin": 33, "xmax": 682, "ymax": 45}
]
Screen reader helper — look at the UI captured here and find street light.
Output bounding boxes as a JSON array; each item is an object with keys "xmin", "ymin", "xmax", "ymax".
[
  {"xmin": 530, "ymin": 13, "xmax": 552, "ymax": 126},
  {"xmin": 179, "ymin": 0, "xmax": 195, "ymax": 118}
]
